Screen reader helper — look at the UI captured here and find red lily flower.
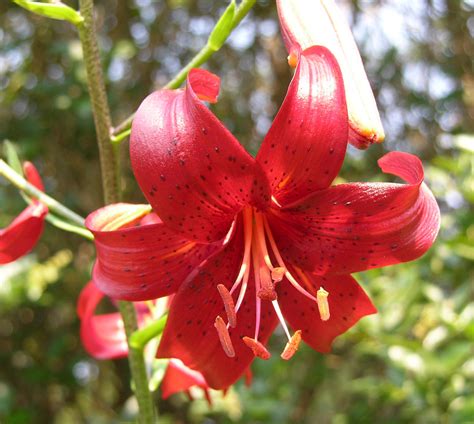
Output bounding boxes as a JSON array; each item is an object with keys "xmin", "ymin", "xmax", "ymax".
[
  {"xmin": 77, "ymin": 281, "xmax": 213, "ymax": 399},
  {"xmin": 0, "ymin": 162, "xmax": 48, "ymax": 264},
  {"xmin": 86, "ymin": 46, "xmax": 440, "ymax": 389}
]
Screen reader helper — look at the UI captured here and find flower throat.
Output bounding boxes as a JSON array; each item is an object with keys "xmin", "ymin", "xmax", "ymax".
[{"xmin": 213, "ymin": 206, "xmax": 330, "ymax": 361}]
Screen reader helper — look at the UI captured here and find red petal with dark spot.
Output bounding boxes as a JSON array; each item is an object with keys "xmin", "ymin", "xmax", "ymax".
[
  {"xmin": 278, "ymin": 272, "xmax": 376, "ymax": 353},
  {"xmin": 268, "ymin": 152, "xmax": 440, "ymax": 275},
  {"xmin": 256, "ymin": 46, "xmax": 348, "ymax": 206},
  {"xmin": 157, "ymin": 218, "xmax": 278, "ymax": 389},
  {"xmin": 130, "ymin": 68, "xmax": 271, "ymax": 243},
  {"xmin": 0, "ymin": 202, "xmax": 48, "ymax": 264},
  {"xmin": 86, "ymin": 203, "xmax": 222, "ymax": 301},
  {"xmin": 77, "ymin": 282, "xmax": 129, "ymax": 360}
]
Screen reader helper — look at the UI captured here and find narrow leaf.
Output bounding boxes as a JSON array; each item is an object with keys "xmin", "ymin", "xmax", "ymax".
[
  {"xmin": 208, "ymin": 0, "xmax": 236, "ymax": 51},
  {"xmin": 13, "ymin": 0, "xmax": 84, "ymax": 25},
  {"xmin": 3, "ymin": 140, "xmax": 23, "ymax": 176}
]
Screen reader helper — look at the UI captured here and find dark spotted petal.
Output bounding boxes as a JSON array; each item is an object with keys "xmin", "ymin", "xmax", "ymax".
[
  {"xmin": 157, "ymin": 218, "xmax": 278, "ymax": 390},
  {"xmin": 278, "ymin": 271, "xmax": 376, "ymax": 353},
  {"xmin": 86, "ymin": 203, "xmax": 221, "ymax": 301},
  {"xmin": 269, "ymin": 152, "xmax": 440, "ymax": 275},
  {"xmin": 256, "ymin": 46, "xmax": 348, "ymax": 206},
  {"xmin": 130, "ymin": 68, "xmax": 270, "ymax": 243}
]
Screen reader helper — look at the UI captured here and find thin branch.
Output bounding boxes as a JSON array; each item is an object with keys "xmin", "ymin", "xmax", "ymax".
[{"xmin": 111, "ymin": 0, "xmax": 257, "ymax": 139}]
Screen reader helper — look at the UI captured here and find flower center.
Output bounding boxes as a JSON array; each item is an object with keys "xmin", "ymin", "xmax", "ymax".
[{"xmin": 214, "ymin": 206, "xmax": 330, "ymax": 360}]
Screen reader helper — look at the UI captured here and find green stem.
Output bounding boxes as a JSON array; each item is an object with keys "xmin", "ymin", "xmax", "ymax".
[
  {"xmin": 77, "ymin": 0, "xmax": 119, "ymax": 205},
  {"xmin": 0, "ymin": 159, "xmax": 85, "ymax": 227},
  {"xmin": 118, "ymin": 301, "xmax": 156, "ymax": 423},
  {"xmin": 129, "ymin": 314, "xmax": 168, "ymax": 351},
  {"xmin": 111, "ymin": 0, "xmax": 257, "ymax": 139},
  {"xmin": 45, "ymin": 214, "xmax": 93, "ymax": 240},
  {"xmin": 77, "ymin": 0, "xmax": 155, "ymax": 422}
]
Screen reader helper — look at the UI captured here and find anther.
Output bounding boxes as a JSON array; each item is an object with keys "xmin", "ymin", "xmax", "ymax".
[
  {"xmin": 214, "ymin": 316, "xmax": 235, "ymax": 357},
  {"xmin": 281, "ymin": 330, "xmax": 302, "ymax": 360},
  {"xmin": 271, "ymin": 267, "xmax": 285, "ymax": 283},
  {"xmin": 242, "ymin": 337, "xmax": 271, "ymax": 360},
  {"xmin": 316, "ymin": 287, "xmax": 330, "ymax": 321},
  {"xmin": 217, "ymin": 284, "xmax": 237, "ymax": 328}
]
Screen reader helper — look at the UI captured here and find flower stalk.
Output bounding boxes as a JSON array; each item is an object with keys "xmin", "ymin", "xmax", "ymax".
[{"xmin": 76, "ymin": 0, "xmax": 155, "ymax": 421}]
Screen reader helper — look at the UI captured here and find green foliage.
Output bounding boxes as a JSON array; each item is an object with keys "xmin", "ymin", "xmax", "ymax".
[
  {"xmin": 208, "ymin": 1, "xmax": 236, "ymax": 51},
  {"xmin": 12, "ymin": 0, "xmax": 83, "ymax": 25}
]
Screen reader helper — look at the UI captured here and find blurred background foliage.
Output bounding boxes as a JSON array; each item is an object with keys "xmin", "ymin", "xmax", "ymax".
[{"xmin": 0, "ymin": 0, "xmax": 473, "ymax": 422}]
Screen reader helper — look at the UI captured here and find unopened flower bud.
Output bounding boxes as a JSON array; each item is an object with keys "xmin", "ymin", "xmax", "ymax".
[{"xmin": 277, "ymin": 0, "xmax": 385, "ymax": 149}]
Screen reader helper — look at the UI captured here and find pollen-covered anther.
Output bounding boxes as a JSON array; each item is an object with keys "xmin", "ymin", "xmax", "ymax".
[
  {"xmin": 217, "ymin": 284, "xmax": 237, "ymax": 328},
  {"xmin": 242, "ymin": 337, "xmax": 271, "ymax": 360},
  {"xmin": 316, "ymin": 287, "xmax": 330, "ymax": 321},
  {"xmin": 214, "ymin": 315, "xmax": 235, "ymax": 358},
  {"xmin": 271, "ymin": 266, "xmax": 286, "ymax": 283},
  {"xmin": 281, "ymin": 330, "xmax": 302, "ymax": 360}
]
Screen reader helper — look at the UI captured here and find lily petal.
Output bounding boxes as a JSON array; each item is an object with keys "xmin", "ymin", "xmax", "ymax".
[
  {"xmin": 279, "ymin": 272, "xmax": 376, "ymax": 353},
  {"xmin": 161, "ymin": 358, "xmax": 209, "ymax": 400},
  {"xmin": 157, "ymin": 219, "xmax": 278, "ymax": 389},
  {"xmin": 269, "ymin": 152, "xmax": 440, "ymax": 275},
  {"xmin": 86, "ymin": 203, "xmax": 221, "ymax": 301},
  {"xmin": 77, "ymin": 282, "xmax": 129, "ymax": 360},
  {"xmin": 131, "ymin": 68, "xmax": 271, "ymax": 243},
  {"xmin": 257, "ymin": 46, "xmax": 348, "ymax": 205},
  {"xmin": 277, "ymin": 0, "xmax": 385, "ymax": 149},
  {"xmin": 0, "ymin": 202, "xmax": 48, "ymax": 264},
  {"xmin": 0, "ymin": 161, "xmax": 48, "ymax": 264}
]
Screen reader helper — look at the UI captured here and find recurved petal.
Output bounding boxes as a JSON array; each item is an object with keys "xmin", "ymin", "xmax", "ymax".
[
  {"xmin": 0, "ymin": 202, "xmax": 48, "ymax": 264},
  {"xmin": 157, "ymin": 219, "xmax": 278, "ymax": 390},
  {"xmin": 86, "ymin": 203, "xmax": 221, "ymax": 301},
  {"xmin": 130, "ymin": 68, "xmax": 270, "ymax": 243},
  {"xmin": 256, "ymin": 46, "xmax": 348, "ymax": 206},
  {"xmin": 279, "ymin": 272, "xmax": 376, "ymax": 353},
  {"xmin": 277, "ymin": 0, "xmax": 385, "ymax": 149},
  {"xmin": 161, "ymin": 359, "xmax": 209, "ymax": 400},
  {"xmin": 77, "ymin": 282, "xmax": 129, "ymax": 360},
  {"xmin": 23, "ymin": 161, "xmax": 44, "ymax": 191},
  {"xmin": 269, "ymin": 152, "xmax": 440, "ymax": 275}
]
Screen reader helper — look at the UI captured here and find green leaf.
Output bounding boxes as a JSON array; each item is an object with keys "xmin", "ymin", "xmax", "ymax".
[
  {"xmin": 12, "ymin": 0, "xmax": 83, "ymax": 25},
  {"xmin": 3, "ymin": 140, "xmax": 23, "ymax": 176},
  {"xmin": 208, "ymin": 0, "xmax": 236, "ymax": 51}
]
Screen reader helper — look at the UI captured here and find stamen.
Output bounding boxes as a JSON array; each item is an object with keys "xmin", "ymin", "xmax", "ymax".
[
  {"xmin": 242, "ymin": 337, "xmax": 271, "ymax": 360},
  {"xmin": 271, "ymin": 267, "xmax": 285, "ymax": 283},
  {"xmin": 272, "ymin": 300, "xmax": 292, "ymax": 341},
  {"xmin": 254, "ymin": 212, "xmax": 285, "ymax": 285},
  {"xmin": 262, "ymin": 215, "xmax": 317, "ymax": 302},
  {"xmin": 214, "ymin": 316, "xmax": 235, "ymax": 357},
  {"xmin": 251, "ymin": 241, "xmax": 263, "ymax": 340},
  {"xmin": 230, "ymin": 207, "xmax": 253, "ymax": 295},
  {"xmin": 217, "ymin": 284, "xmax": 237, "ymax": 328},
  {"xmin": 316, "ymin": 287, "xmax": 330, "ymax": 321},
  {"xmin": 281, "ymin": 330, "xmax": 302, "ymax": 361}
]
